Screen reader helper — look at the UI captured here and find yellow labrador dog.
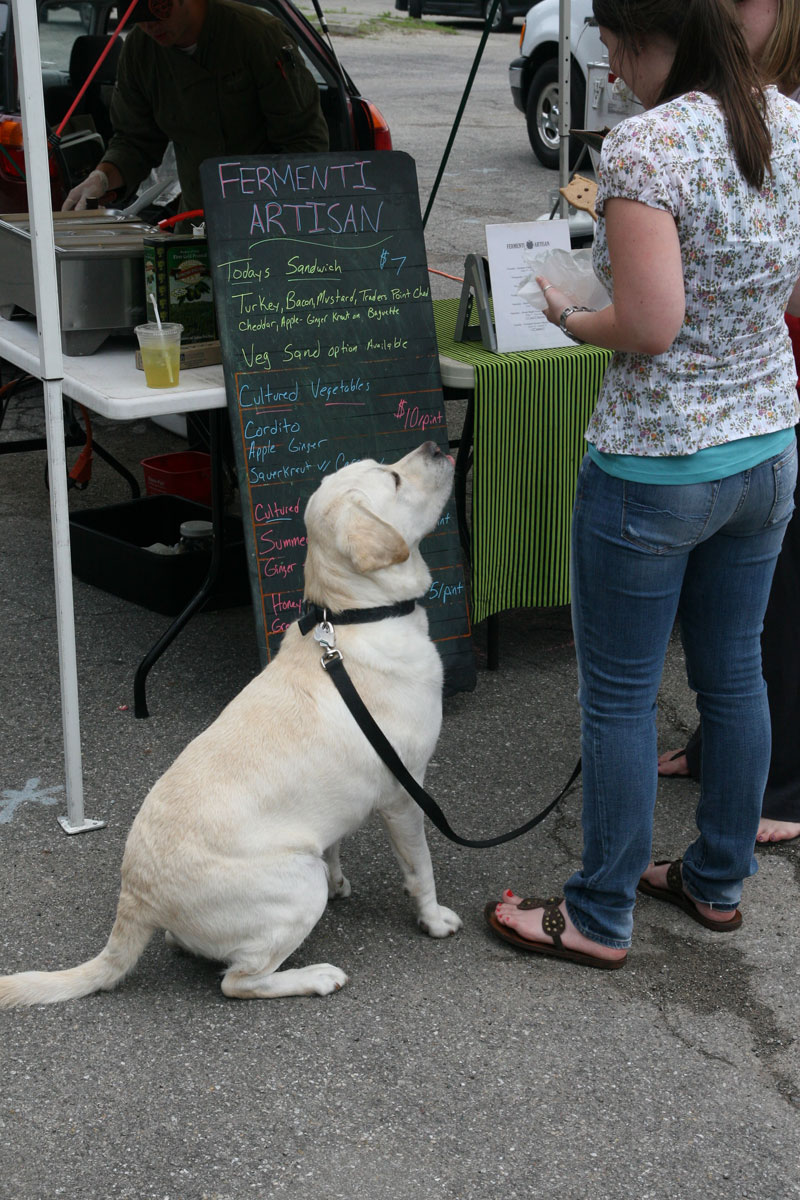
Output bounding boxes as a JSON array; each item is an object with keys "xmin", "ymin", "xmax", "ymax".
[{"xmin": 0, "ymin": 441, "xmax": 461, "ymax": 1007}]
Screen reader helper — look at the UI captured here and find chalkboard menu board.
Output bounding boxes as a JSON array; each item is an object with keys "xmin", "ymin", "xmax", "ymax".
[{"xmin": 200, "ymin": 151, "xmax": 475, "ymax": 692}]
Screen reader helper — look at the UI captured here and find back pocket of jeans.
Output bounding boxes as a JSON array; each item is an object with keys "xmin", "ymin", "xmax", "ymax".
[
  {"xmin": 622, "ymin": 481, "xmax": 714, "ymax": 553},
  {"xmin": 766, "ymin": 443, "xmax": 797, "ymax": 527}
]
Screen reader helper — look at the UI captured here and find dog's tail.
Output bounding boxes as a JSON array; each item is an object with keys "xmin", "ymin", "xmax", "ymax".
[{"xmin": 0, "ymin": 892, "xmax": 155, "ymax": 1008}]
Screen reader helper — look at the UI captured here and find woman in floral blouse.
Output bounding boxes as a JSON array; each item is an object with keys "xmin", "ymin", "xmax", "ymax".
[
  {"xmin": 485, "ymin": 0, "xmax": 800, "ymax": 969},
  {"xmin": 658, "ymin": 0, "xmax": 800, "ymax": 846}
]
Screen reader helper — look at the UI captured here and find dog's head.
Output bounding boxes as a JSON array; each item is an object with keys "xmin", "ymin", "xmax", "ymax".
[{"xmin": 303, "ymin": 441, "xmax": 454, "ymax": 609}]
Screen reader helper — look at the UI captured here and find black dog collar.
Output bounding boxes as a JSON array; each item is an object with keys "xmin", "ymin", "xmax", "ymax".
[{"xmin": 297, "ymin": 599, "xmax": 419, "ymax": 636}]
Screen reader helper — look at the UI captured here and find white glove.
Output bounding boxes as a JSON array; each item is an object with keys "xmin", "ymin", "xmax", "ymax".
[{"xmin": 62, "ymin": 168, "xmax": 111, "ymax": 212}]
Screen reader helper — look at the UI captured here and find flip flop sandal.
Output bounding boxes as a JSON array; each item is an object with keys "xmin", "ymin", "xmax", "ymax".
[
  {"xmin": 637, "ymin": 859, "xmax": 742, "ymax": 932},
  {"xmin": 484, "ymin": 896, "xmax": 627, "ymax": 971}
]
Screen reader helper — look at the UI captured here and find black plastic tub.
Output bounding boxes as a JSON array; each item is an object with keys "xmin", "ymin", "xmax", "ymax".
[{"xmin": 69, "ymin": 494, "xmax": 250, "ymax": 615}]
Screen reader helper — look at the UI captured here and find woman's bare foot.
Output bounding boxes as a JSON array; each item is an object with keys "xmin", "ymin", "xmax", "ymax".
[
  {"xmin": 657, "ymin": 749, "xmax": 690, "ymax": 777},
  {"xmin": 494, "ymin": 891, "xmax": 627, "ymax": 964},
  {"xmin": 638, "ymin": 862, "xmax": 738, "ymax": 923},
  {"xmin": 756, "ymin": 818, "xmax": 800, "ymax": 844}
]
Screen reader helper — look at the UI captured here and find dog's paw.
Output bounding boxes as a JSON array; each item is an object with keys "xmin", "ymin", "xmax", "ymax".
[
  {"xmin": 307, "ymin": 964, "xmax": 349, "ymax": 995},
  {"xmin": 328, "ymin": 875, "xmax": 352, "ymax": 900},
  {"xmin": 418, "ymin": 906, "xmax": 462, "ymax": 938}
]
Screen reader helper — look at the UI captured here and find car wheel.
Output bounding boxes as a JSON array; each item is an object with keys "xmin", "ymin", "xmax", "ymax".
[
  {"xmin": 408, "ymin": 0, "xmax": 423, "ymax": 17},
  {"xmin": 483, "ymin": 0, "xmax": 511, "ymax": 31},
  {"xmin": 525, "ymin": 60, "xmax": 586, "ymax": 170}
]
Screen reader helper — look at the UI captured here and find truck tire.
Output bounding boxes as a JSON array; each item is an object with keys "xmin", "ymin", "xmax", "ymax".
[
  {"xmin": 483, "ymin": 0, "xmax": 511, "ymax": 31},
  {"xmin": 408, "ymin": 0, "xmax": 423, "ymax": 17},
  {"xmin": 525, "ymin": 59, "xmax": 586, "ymax": 171}
]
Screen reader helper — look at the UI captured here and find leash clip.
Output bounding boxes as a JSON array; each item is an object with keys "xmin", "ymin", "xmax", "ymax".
[{"xmin": 320, "ymin": 646, "xmax": 343, "ymax": 669}]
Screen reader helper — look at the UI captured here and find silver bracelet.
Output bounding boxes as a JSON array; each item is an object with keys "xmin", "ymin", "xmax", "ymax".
[{"xmin": 559, "ymin": 305, "xmax": 594, "ymax": 344}]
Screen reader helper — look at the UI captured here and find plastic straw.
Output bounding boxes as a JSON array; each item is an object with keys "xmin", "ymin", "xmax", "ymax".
[
  {"xmin": 150, "ymin": 292, "xmax": 163, "ymax": 332},
  {"xmin": 149, "ymin": 291, "xmax": 174, "ymax": 384}
]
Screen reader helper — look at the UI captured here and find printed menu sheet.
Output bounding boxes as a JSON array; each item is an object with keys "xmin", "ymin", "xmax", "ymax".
[{"xmin": 485, "ymin": 219, "xmax": 572, "ymax": 352}]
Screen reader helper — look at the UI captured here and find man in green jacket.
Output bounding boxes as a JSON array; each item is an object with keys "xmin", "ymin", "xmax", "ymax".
[{"xmin": 63, "ymin": 0, "xmax": 329, "ymax": 212}]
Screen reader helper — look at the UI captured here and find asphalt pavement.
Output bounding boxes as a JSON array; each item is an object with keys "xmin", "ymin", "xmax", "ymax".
[{"xmin": 2, "ymin": 8, "xmax": 799, "ymax": 1199}]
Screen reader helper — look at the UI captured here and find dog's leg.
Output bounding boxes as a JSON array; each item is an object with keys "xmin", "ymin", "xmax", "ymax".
[
  {"xmin": 222, "ymin": 960, "xmax": 347, "ymax": 999},
  {"xmin": 379, "ymin": 796, "xmax": 462, "ymax": 938},
  {"xmin": 220, "ymin": 855, "xmax": 348, "ymax": 999},
  {"xmin": 324, "ymin": 842, "xmax": 352, "ymax": 899}
]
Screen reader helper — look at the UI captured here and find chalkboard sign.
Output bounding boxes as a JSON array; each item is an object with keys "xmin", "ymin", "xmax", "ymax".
[{"xmin": 200, "ymin": 151, "xmax": 475, "ymax": 692}]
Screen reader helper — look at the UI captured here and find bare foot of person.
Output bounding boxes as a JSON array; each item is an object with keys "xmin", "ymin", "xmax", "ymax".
[
  {"xmin": 756, "ymin": 818, "xmax": 800, "ymax": 844},
  {"xmin": 639, "ymin": 862, "xmax": 738, "ymax": 924},
  {"xmin": 493, "ymin": 891, "xmax": 628, "ymax": 964},
  {"xmin": 657, "ymin": 749, "xmax": 689, "ymax": 777}
]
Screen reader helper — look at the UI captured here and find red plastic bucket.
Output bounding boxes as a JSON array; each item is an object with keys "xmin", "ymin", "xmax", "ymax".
[{"xmin": 141, "ymin": 451, "xmax": 212, "ymax": 505}]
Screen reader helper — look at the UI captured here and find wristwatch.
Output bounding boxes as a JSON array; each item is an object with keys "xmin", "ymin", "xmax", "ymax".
[{"xmin": 559, "ymin": 305, "xmax": 594, "ymax": 343}]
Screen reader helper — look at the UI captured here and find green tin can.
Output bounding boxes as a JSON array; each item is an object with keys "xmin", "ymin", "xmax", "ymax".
[{"xmin": 143, "ymin": 234, "xmax": 217, "ymax": 345}]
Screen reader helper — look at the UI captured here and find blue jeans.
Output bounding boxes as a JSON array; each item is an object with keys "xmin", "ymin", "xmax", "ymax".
[{"xmin": 564, "ymin": 444, "xmax": 797, "ymax": 948}]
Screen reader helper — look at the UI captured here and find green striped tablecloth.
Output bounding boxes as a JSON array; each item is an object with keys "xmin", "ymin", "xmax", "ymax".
[{"xmin": 434, "ymin": 298, "xmax": 611, "ymax": 625}]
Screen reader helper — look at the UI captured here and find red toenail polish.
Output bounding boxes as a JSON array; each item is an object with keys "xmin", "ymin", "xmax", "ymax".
[{"xmin": 505, "ymin": 889, "xmax": 514, "ymax": 898}]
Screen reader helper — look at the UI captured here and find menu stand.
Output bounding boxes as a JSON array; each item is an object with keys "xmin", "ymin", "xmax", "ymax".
[{"xmin": 454, "ymin": 254, "xmax": 496, "ymax": 352}]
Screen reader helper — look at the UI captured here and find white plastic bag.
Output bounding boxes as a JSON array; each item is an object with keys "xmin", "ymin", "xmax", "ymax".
[{"xmin": 517, "ymin": 247, "xmax": 610, "ymax": 312}]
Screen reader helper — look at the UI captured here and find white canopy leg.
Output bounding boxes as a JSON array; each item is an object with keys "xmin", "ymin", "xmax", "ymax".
[
  {"xmin": 558, "ymin": 0, "xmax": 572, "ymax": 220},
  {"xmin": 42, "ymin": 378, "xmax": 105, "ymax": 836},
  {"xmin": 12, "ymin": 0, "xmax": 104, "ymax": 835}
]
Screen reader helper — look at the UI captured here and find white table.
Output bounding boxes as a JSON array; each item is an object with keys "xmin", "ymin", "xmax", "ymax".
[{"xmin": 0, "ymin": 315, "xmax": 227, "ymax": 417}]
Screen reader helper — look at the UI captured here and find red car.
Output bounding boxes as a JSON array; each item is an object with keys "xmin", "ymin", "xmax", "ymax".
[{"xmin": 0, "ymin": 0, "xmax": 391, "ymax": 213}]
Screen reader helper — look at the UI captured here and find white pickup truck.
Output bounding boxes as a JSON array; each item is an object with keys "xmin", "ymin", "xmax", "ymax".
[
  {"xmin": 509, "ymin": 0, "xmax": 641, "ymax": 239},
  {"xmin": 509, "ymin": 0, "xmax": 641, "ymax": 166}
]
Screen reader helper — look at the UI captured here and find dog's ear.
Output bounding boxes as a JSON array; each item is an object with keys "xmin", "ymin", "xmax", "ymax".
[{"xmin": 338, "ymin": 496, "xmax": 410, "ymax": 573}]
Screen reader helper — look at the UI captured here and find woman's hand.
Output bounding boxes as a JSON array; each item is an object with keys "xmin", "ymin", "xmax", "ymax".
[
  {"xmin": 535, "ymin": 199, "xmax": 684, "ymax": 354},
  {"xmin": 536, "ymin": 277, "xmax": 574, "ymax": 328}
]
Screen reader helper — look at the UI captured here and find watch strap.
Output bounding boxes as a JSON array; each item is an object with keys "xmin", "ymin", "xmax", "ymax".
[{"xmin": 559, "ymin": 305, "xmax": 593, "ymax": 343}]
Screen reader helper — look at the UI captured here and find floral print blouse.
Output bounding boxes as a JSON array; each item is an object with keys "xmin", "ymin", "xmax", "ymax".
[{"xmin": 588, "ymin": 88, "xmax": 800, "ymax": 456}]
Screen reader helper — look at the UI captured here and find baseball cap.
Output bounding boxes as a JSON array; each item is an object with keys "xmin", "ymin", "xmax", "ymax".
[{"xmin": 125, "ymin": 0, "xmax": 174, "ymax": 21}]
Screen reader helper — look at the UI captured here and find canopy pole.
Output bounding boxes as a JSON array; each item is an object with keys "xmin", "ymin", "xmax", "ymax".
[
  {"xmin": 11, "ymin": 0, "xmax": 104, "ymax": 835},
  {"xmin": 558, "ymin": 0, "xmax": 572, "ymax": 220},
  {"xmin": 422, "ymin": 0, "xmax": 499, "ymax": 229}
]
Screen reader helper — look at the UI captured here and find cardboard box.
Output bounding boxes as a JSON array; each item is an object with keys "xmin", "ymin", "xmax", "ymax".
[
  {"xmin": 70, "ymin": 495, "xmax": 250, "ymax": 615},
  {"xmin": 143, "ymin": 235, "xmax": 217, "ymax": 345},
  {"xmin": 134, "ymin": 339, "xmax": 222, "ymax": 371}
]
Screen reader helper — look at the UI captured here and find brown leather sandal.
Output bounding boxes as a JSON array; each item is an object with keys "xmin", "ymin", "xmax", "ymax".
[
  {"xmin": 484, "ymin": 896, "xmax": 627, "ymax": 971},
  {"xmin": 637, "ymin": 859, "xmax": 742, "ymax": 931}
]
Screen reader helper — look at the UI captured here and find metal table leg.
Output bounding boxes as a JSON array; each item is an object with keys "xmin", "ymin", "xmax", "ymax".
[
  {"xmin": 133, "ymin": 408, "xmax": 227, "ymax": 717},
  {"xmin": 452, "ymin": 390, "xmax": 474, "ymax": 563}
]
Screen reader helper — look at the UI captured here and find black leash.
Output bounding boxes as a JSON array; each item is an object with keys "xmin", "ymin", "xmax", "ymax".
[{"xmin": 302, "ymin": 607, "xmax": 581, "ymax": 848}]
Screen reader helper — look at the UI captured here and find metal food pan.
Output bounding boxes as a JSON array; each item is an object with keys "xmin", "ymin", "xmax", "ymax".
[{"xmin": 0, "ymin": 212, "xmax": 163, "ymax": 355}]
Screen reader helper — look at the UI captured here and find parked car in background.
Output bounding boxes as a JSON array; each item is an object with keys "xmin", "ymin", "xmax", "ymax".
[
  {"xmin": 395, "ymin": 0, "xmax": 529, "ymax": 33},
  {"xmin": 42, "ymin": 3, "xmax": 93, "ymax": 21},
  {"xmin": 0, "ymin": 0, "xmax": 392, "ymax": 214},
  {"xmin": 509, "ymin": 0, "xmax": 601, "ymax": 168}
]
